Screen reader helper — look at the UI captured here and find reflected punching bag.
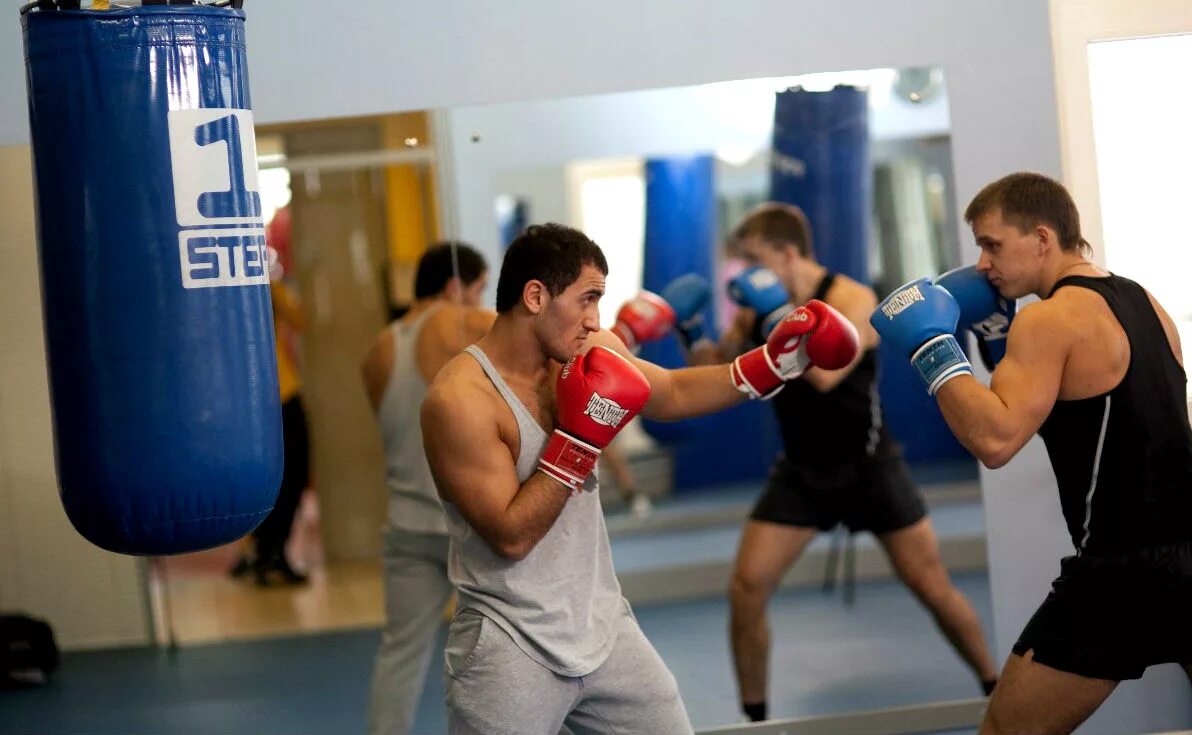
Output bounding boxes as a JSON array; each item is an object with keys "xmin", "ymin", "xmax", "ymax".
[
  {"xmin": 21, "ymin": 2, "xmax": 282, "ymax": 555},
  {"xmin": 639, "ymin": 156, "xmax": 782, "ymax": 490},
  {"xmin": 769, "ymin": 85, "xmax": 870, "ymax": 282}
]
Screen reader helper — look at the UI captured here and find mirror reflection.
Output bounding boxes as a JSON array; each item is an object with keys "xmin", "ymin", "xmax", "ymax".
[{"xmin": 147, "ymin": 65, "xmax": 995, "ymax": 733}]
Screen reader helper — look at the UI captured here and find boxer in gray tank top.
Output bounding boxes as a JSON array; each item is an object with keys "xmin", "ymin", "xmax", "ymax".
[
  {"xmin": 362, "ymin": 243, "xmax": 493, "ymax": 735},
  {"xmin": 422, "ymin": 225, "xmax": 857, "ymax": 734}
]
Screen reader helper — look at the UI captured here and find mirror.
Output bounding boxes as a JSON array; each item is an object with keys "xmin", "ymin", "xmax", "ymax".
[{"xmin": 148, "ymin": 65, "xmax": 993, "ymax": 734}]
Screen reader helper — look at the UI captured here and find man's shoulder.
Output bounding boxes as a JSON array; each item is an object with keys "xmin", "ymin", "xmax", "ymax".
[
  {"xmin": 822, "ymin": 274, "xmax": 878, "ymax": 317},
  {"xmin": 1008, "ymin": 298, "xmax": 1081, "ymax": 346},
  {"xmin": 422, "ymin": 304, "xmax": 496, "ymax": 343},
  {"xmin": 428, "ymin": 352, "xmax": 488, "ymax": 398}
]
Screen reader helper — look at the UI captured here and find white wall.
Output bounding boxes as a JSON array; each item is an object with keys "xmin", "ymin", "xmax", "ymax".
[{"xmin": 0, "ymin": 0, "xmax": 1076, "ymax": 682}]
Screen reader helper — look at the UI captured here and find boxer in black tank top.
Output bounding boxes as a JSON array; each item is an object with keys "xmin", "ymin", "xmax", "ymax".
[
  {"xmin": 906, "ymin": 173, "xmax": 1192, "ymax": 734},
  {"xmin": 690, "ymin": 203, "xmax": 999, "ymax": 723}
]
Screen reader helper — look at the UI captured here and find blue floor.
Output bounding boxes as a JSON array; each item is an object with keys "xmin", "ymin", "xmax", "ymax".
[{"xmin": 1, "ymin": 573, "xmax": 993, "ymax": 735}]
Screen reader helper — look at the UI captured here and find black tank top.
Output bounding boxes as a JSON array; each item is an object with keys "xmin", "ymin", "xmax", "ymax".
[
  {"xmin": 1038, "ymin": 274, "xmax": 1192, "ymax": 555},
  {"xmin": 762, "ymin": 273, "xmax": 897, "ymax": 467}
]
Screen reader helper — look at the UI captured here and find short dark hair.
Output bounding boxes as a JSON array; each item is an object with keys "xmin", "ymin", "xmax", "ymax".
[
  {"xmin": 495, "ymin": 224, "xmax": 609, "ymax": 313},
  {"xmin": 730, "ymin": 202, "xmax": 813, "ymax": 258},
  {"xmin": 414, "ymin": 242, "xmax": 487, "ymax": 299},
  {"xmin": 964, "ymin": 172, "xmax": 1091, "ymax": 254}
]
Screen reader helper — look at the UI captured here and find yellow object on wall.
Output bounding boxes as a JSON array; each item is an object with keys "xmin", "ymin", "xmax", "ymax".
[{"xmin": 381, "ymin": 113, "xmax": 440, "ymax": 306}]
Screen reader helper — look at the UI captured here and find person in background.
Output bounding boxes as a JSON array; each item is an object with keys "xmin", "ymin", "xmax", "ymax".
[
  {"xmin": 230, "ymin": 208, "xmax": 312, "ymax": 586},
  {"xmin": 678, "ymin": 203, "xmax": 998, "ymax": 722},
  {"xmin": 362, "ymin": 242, "xmax": 494, "ymax": 735}
]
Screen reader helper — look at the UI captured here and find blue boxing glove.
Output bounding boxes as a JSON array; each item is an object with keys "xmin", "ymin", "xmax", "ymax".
[
  {"xmin": 934, "ymin": 265, "xmax": 1016, "ymax": 371},
  {"xmin": 870, "ymin": 278, "xmax": 971, "ymax": 395},
  {"xmin": 727, "ymin": 267, "xmax": 794, "ymax": 337},
  {"xmin": 660, "ymin": 274, "xmax": 714, "ymax": 348}
]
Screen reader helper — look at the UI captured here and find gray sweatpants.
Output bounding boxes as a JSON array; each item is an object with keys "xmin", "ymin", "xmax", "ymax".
[
  {"xmin": 367, "ymin": 527, "xmax": 453, "ymax": 735},
  {"xmin": 445, "ymin": 604, "xmax": 693, "ymax": 735}
]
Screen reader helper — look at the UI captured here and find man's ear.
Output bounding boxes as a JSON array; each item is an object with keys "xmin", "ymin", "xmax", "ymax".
[
  {"xmin": 1035, "ymin": 224, "xmax": 1053, "ymax": 256},
  {"xmin": 523, "ymin": 279, "xmax": 548, "ymax": 314},
  {"xmin": 443, "ymin": 277, "xmax": 463, "ymax": 302}
]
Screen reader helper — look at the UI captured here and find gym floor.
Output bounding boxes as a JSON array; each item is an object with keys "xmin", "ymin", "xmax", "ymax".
[
  {"xmin": 4, "ymin": 572, "xmax": 993, "ymax": 734},
  {"xmin": 7, "ymin": 469, "xmax": 993, "ymax": 734}
]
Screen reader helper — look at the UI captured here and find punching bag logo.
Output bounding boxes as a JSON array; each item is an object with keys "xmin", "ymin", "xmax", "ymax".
[{"xmin": 167, "ymin": 109, "xmax": 269, "ymax": 289}]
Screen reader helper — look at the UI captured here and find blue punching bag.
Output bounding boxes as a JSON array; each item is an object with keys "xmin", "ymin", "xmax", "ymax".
[
  {"xmin": 21, "ymin": 2, "xmax": 282, "ymax": 555},
  {"xmin": 769, "ymin": 86, "xmax": 871, "ymax": 282},
  {"xmin": 639, "ymin": 156, "xmax": 782, "ymax": 491}
]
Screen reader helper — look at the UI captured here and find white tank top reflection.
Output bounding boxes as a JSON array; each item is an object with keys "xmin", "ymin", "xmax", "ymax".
[{"xmin": 379, "ymin": 304, "xmax": 447, "ymax": 535}]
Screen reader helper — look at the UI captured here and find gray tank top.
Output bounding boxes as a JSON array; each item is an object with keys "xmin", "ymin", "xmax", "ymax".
[
  {"xmin": 445, "ymin": 345, "xmax": 624, "ymax": 676},
  {"xmin": 379, "ymin": 304, "xmax": 447, "ymax": 535}
]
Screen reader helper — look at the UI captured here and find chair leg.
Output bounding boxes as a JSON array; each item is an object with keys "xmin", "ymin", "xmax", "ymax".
[
  {"xmin": 822, "ymin": 524, "xmax": 843, "ymax": 594},
  {"xmin": 843, "ymin": 531, "xmax": 857, "ymax": 607}
]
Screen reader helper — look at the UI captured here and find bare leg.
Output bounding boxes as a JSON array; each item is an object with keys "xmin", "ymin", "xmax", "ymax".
[
  {"xmin": 878, "ymin": 518, "xmax": 999, "ymax": 685},
  {"xmin": 728, "ymin": 520, "xmax": 817, "ymax": 709},
  {"xmin": 981, "ymin": 650, "xmax": 1116, "ymax": 734}
]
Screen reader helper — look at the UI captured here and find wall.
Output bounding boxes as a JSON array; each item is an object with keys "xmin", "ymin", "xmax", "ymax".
[
  {"xmin": 441, "ymin": 73, "xmax": 952, "ymax": 293},
  {"xmin": 0, "ymin": 0, "xmax": 1068, "ymax": 660},
  {"xmin": 0, "ymin": 145, "xmax": 151, "ymax": 650}
]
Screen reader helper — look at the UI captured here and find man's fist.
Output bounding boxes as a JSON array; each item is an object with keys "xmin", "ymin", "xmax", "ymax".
[
  {"xmin": 727, "ymin": 267, "xmax": 793, "ymax": 337},
  {"xmin": 538, "ymin": 347, "xmax": 651, "ymax": 490},
  {"xmin": 731, "ymin": 299, "xmax": 859, "ymax": 400},
  {"xmin": 610, "ymin": 292, "xmax": 676, "ymax": 353},
  {"xmin": 871, "ymin": 278, "xmax": 970, "ymax": 395},
  {"xmin": 934, "ymin": 265, "xmax": 1016, "ymax": 370},
  {"xmin": 661, "ymin": 274, "xmax": 713, "ymax": 348}
]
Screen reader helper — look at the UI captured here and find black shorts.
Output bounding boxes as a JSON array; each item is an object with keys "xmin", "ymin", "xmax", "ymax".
[
  {"xmin": 1012, "ymin": 542, "xmax": 1192, "ymax": 681},
  {"xmin": 749, "ymin": 455, "xmax": 927, "ymax": 534}
]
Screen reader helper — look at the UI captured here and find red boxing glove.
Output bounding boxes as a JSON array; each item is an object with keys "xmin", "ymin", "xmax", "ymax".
[
  {"xmin": 538, "ymin": 347, "xmax": 651, "ymax": 490},
  {"xmin": 610, "ymin": 292, "xmax": 676, "ymax": 353},
  {"xmin": 731, "ymin": 299, "xmax": 859, "ymax": 399}
]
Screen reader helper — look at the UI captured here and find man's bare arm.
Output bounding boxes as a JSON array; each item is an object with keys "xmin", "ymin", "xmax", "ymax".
[
  {"xmin": 688, "ymin": 308, "xmax": 753, "ymax": 366},
  {"xmin": 935, "ymin": 303, "xmax": 1068, "ymax": 468},
  {"xmin": 422, "ymin": 379, "xmax": 569, "ymax": 561},
  {"xmin": 801, "ymin": 284, "xmax": 878, "ymax": 393},
  {"xmin": 589, "ymin": 330, "xmax": 746, "ymax": 422}
]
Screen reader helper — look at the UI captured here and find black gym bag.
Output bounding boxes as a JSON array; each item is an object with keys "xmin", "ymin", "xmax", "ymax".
[{"xmin": 0, "ymin": 613, "xmax": 59, "ymax": 688}]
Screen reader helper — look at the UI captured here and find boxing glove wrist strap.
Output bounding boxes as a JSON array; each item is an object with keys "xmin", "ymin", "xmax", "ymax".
[
  {"xmin": 537, "ymin": 430, "xmax": 602, "ymax": 489},
  {"xmin": 731, "ymin": 346, "xmax": 784, "ymax": 401},
  {"xmin": 911, "ymin": 334, "xmax": 972, "ymax": 396}
]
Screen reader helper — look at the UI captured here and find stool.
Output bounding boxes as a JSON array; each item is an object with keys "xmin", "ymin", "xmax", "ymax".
[{"xmin": 822, "ymin": 523, "xmax": 857, "ymax": 606}]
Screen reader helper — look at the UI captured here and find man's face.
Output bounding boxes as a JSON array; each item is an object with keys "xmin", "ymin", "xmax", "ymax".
[
  {"xmin": 972, "ymin": 209, "xmax": 1045, "ymax": 299},
  {"xmin": 737, "ymin": 235, "xmax": 798, "ymax": 290},
  {"xmin": 460, "ymin": 272, "xmax": 488, "ymax": 307},
  {"xmin": 535, "ymin": 264, "xmax": 605, "ymax": 363}
]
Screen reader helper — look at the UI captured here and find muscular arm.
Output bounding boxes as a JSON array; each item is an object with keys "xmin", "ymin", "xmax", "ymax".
[
  {"xmin": 588, "ymin": 330, "xmax": 747, "ymax": 421},
  {"xmin": 688, "ymin": 308, "xmax": 753, "ymax": 366},
  {"xmin": 422, "ymin": 379, "xmax": 569, "ymax": 561},
  {"xmin": 934, "ymin": 303, "xmax": 1068, "ymax": 468},
  {"xmin": 801, "ymin": 285, "xmax": 878, "ymax": 393}
]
